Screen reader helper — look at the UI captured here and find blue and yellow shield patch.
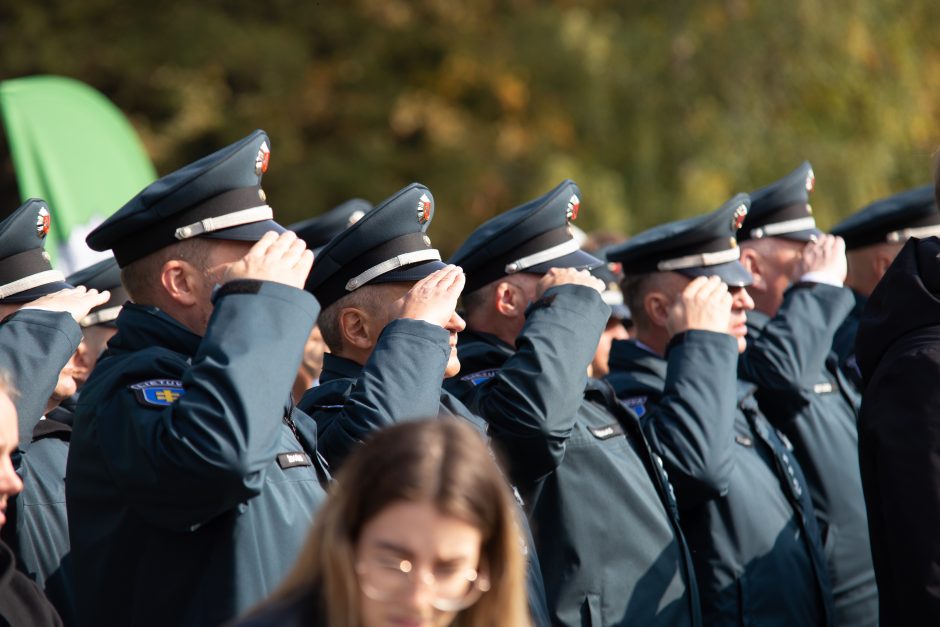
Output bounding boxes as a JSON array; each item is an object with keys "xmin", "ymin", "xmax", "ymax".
[{"xmin": 129, "ymin": 379, "xmax": 184, "ymax": 407}]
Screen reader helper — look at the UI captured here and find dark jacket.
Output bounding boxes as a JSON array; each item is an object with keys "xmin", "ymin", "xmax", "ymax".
[
  {"xmin": 739, "ymin": 284, "xmax": 877, "ymax": 626},
  {"xmin": 607, "ymin": 333, "xmax": 834, "ymax": 627},
  {"xmin": 832, "ymin": 289, "xmax": 867, "ymax": 388},
  {"xmin": 855, "ymin": 236, "xmax": 940, "ymax": 626},
  {"xmin": 66, "ymin": 281, "xmax": 330, "ymax": 627},
  {"xmin": 298, "ymin": 318, "xmax": 551, "ymax": 627},
  {"xmin": 446, "ymin": 285, "xmax": 700, "ymax": 627},
  {"xmin": 0, "ymin": 539, "xmax": 62, "ymax": 627},
  {"xmin": 228, "ymin": 590, "xmax": 324, "ymax": 627}
]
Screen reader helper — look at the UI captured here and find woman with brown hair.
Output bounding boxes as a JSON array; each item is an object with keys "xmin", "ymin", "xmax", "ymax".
[{"xmin": 234, "ymin": 417, "xmax": 532, "ymax": 627}]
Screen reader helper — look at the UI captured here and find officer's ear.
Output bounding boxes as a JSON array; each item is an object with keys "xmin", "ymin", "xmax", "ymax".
[
  {"xmin": 160, "ymin": 260, "xmax": 202, "ymax": 306},
  {"xmin": 644, "ymin": 291, "xmax": 671, "ymax": 328},
  {"xmin": 493, "ymin": 281, "xmax": 527, "ymax": 319},
  {"xmin": 738, "ymin": 247, "xmax": 765, "ymax": 290},
  {"xmin": 338, "ymin": 306, "xmax": 376, "ymax": 352}
]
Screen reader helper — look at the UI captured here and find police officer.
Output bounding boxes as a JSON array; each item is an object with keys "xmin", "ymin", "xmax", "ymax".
[
  {"xmin": 66, "ymin": 256, "xmax": 128, "ymax": 390},
  {"xmin": 736, "ymin": 163, "xmax": 876, "ymax": 625},
  {"xmin": 298, "ymin": 183, "xmax": 550, "ymax": 627},
  {"xmin": 605, "ymin": 194, "xmax": 834, "ymax": 626},
  {"xmin": 0, "ymin": 199, "xmax": 109, "ymax": 625},
  {"xmin": 288, "ymin": 198, "xmax": 372, "ymax": 398},
  {"xmin": 831, "ymin": 184, "xmax": 940, "ymax": 382},
  {"xmin": 446, "ymin": 180, "xmax": 701, "ymax": 627},
  {"xmin": 66, "ymin": 130, "xmax": 329, "ymax": 627},
  {"xmin": 588, "ymin": 260, "xmax": 632, "ymax": 378}
]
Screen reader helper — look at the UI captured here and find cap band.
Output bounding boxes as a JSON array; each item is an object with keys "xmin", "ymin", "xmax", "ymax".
[
  {"xmin": 346, "ymin": 249, "xmax": 442, "ymax": 291},
  {"xmin": 657, "ymin": 247, "xmax": 741, "ymax": 271},
  {"xmin": 81, "ymin": 305, "xmax": 122, "ymax": 327},
  {"xmin": 175, "ymin": 205, "xmax": 273, "ymax": 240},
  {"xmin": 749, "ymin": 216, "xmax": 817, "ymax": 239},
  {"xmin": 0, "ymin": 270, "xmax": 66, "ymax": 300},
  {"xmin": 505, "ymin": 238, "xmax": 581, "ymax": 274},
  {"xmin": 885, "ymin": 224, "xmax": 940, "ymax": 243}
]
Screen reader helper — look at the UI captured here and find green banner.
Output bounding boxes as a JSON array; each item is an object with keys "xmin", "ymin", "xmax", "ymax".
[{"xmin": 0, "ymin": 75, "xmax": 156, "ymax": 273}]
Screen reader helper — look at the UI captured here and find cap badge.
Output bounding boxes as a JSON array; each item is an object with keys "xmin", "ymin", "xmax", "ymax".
[
  {"xmin": 566, "ymin": 194, "xmax": 581, "ymax": 221},
  {"xmin": 36, "ymin": 206, "xmax": 51, "ymax": 239},
  {"xmin": 255, "ymin": 141, "xmax": 271, "ymax": 175},
  {"xmin": 731, "ymin": 204, "xmax": 748, "ymax": 231},
  {"xmin": 416, "ymin": 193, "xmax": 432, "ymax": 224},
  {"xmin": 348, "ymin": 209, "xmax": 366, "ymax": 226},
  {"xmin": 806, "ymin": 168, "xmax": 815, "ymax": 192}
]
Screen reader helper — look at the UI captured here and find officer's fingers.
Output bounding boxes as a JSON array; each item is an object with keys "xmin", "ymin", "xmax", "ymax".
[
  {"xmin": 292, "ymin": 249, "xmax": 314, "ymax": 276},
  {"xmin": 682, "ymin": 276, "xmax": 710, "ymax": 300},
  {"xmin": 278, "ymin": 238, "xmax": 309, "ymax": 266},
  {"xmin": 263, "ymin": 231, "xmax": 299, "ymax": 258},
  {"xmin": 86, "ymin": 289, "xmax": 111, "ymax": 308},
  {"xmin": 247, "ymin": 231, "xmax": 281, "ymax": 259}
]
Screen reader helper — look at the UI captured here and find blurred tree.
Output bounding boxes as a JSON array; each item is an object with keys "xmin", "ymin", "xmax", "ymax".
[{"xmin": 1, "ymin": 0, "xmax": 938, "ymax": 254}]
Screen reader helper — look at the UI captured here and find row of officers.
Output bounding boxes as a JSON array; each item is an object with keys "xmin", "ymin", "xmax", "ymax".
[{"xmin": 0, "ymin": 129, "xmax": 936, "ymax": 626}]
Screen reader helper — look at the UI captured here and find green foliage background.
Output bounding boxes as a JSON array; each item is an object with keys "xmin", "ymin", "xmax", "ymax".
[{"xmin": 2, "ymin": 0, "xmax": 939, "ymax": 255}]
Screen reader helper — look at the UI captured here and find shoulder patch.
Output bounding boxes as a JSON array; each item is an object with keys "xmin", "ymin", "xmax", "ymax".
[
  {"xmin": 129, "ymin": 379, "xmax": 184, "ymax": 407},
  {"xmin": 459, "ymin": 368, "xmax": 499, "ymax": 386},
  {"xmin": 621, "ymin": 395, "xmax": 647, "ymax": 418}
]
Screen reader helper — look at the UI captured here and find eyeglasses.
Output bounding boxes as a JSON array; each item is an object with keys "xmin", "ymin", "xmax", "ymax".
[{"xmin": 355, "ymin": 556, "xmax": 491, "ymax": 612}]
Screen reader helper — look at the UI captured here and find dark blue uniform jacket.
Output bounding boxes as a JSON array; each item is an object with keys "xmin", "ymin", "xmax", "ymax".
[
  {"xmin": 446, "ymin": 285, "xmax": 701, "ymax": 627},
  {"xmin": 298, "ymin": 318, "xmax": 551, "ymax": 627},
  {"xmin": 832, "ymin": 290, "xmax": 867, "ymax": 389},
  {"xmin": 607, "ymin": 331, "xmax": 834, "ymax": 627},
  {"xmin": 739, "ymin": 283, "xmax": 876, "ymax": 626},
  {"xmin": 66, "ymin": 281, "xmax": 329, "ymax": 627}
]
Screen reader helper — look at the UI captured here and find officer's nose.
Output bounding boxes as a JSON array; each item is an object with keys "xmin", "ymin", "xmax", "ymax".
[
  {"xmin": 446, "ymin": 311, "xmax": 466, "ymax": 334},
  {"xmin": 731, "ymin": 286, "xmax": 755, "ymax": 312}
]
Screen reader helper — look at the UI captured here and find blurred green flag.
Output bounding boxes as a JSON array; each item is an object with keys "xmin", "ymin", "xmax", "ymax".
[{"xmin": 0, "ymin": 75, "xmax": 156, "ymax": 272}]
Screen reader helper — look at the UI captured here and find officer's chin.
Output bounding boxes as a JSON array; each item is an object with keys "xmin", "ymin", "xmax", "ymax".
[
  {"xmin": 736, "ymin": 335, "xmax": 748, "ymax": 354},
  {"xmin": 444, "ymin": 352, "xmax": 461, "ymax": 379}
]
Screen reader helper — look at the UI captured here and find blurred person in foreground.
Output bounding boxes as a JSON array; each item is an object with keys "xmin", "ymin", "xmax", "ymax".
[
  {"xmin": 233, "ymin": 418, "xmax": 531, "ymax": 627},
  {"xmin": 0, "ymin": 372, "xmax": 63, "ymax": 626},
  {"xmin": 853, "ymin": 161, "xmax": 940, "ymax": 626}
]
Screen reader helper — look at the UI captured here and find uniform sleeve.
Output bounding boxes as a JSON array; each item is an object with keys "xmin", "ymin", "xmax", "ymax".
[
  {"xmin": 299, "ymin": 318, "xmax": 451, "ymax": 469},
  {"xmin": 0, "ymin": 309, "xmax": 82, "ymax": 449},
  {"xmin": 640, "ymin": 330, "xmax": 740, "ymax": 508},
  {"xmin": 454, "ymin": 284, "xmax": 609, "ymax": 486},
  {"xmin": 95, "ymin": 281, "xmax": 319, "ymax": 531},
  {"xmin": 859, "ymin": 345, "xmax": 940, "ymax": 617},
  {"xmin": 739, "ymin": 283, "xmax": 854, "ymax": 396}
]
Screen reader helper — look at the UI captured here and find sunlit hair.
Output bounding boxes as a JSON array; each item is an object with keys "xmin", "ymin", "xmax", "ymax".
[{"xmin": 266, "ymin": 418, "xmax": 532, "ymax": 627}]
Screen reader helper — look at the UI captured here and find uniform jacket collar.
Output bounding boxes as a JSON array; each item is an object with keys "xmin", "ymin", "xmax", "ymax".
[
  {"xmin": 608, "ymin": 339, "xmax": 668, "ymax": 387},
  {"xmin": 107, "ymin": 303, "xmax": 202, "ymax": 358}
]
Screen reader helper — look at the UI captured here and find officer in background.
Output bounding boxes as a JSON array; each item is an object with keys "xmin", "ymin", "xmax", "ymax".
[
  {"xmin": 67, "ymin": 130, "xmax": 329, "ymax": 627},
  {"xmin": 65, "ymin": 257, "xmax": 128, "ymax": 391},
  {"xmin": 0, "ymin": 199, "xmax": 109, "ymax": 625},
  {"xmin": 830, "ymin": 184, "xmax": 940, "ymax": 383},
  {"xmin": 587, "ymin": 261, "xmax": 632, "ymax": 378},
  {"xmin": 288, "ymin": 198, "xmax": 372, "ymax": 398},
  {"xmin": 605, "ymin": 195, "xmax": 834, "ymax": 626},
  {"xmin": 736, "ymin": 163, "xmax": 876, "ymax": 625},
  {"xmin": 298, "ymin": 183, "xmax": 550, "ymax": 627},
  {"xmin": 447, "ymin": 180, "xmax": 702, "ymax": 627}
]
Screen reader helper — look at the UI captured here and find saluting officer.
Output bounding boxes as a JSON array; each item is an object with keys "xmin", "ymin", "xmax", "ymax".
[
  {"xmin": 297, "ymin": 183, "xmax": 550, "ymax": 627},
  {"xmin": 288, "ymin": 198, "xmax": 372, "ymax": 398},
  {"xmin": 605, "ymin": 194, "xmax": 834, "ymax": 626},
  {"xmin": 830, "ymin": 184, "xmax": 940, "ymax": 384},
  {"xmin": 0, "ymin": 200, "xmax": 109, "ymax": 625},
  {"xmin": 66, "ymin": 130, "xmax": 329, "ymax": 627},
  {"xmin": 736, "ymin": 163, "xmax": 876, "ymax": 625},
  {"xmin": 446, "ymin": 180, "xmax": 702, "ymax": 627}
]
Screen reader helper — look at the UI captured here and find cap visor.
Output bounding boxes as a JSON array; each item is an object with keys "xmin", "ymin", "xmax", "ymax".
[
  {"xmin": 200, "ymin": 219, "xmax": 286, "ymax": 242},
  {"xmin": 368, "ymin": 259, "xmax": 448, "ymax": 285},
  {"xmin": 0, "ymin": 280, "xmax": 74, "ymax": 304},
  {"xmin": 677, "ymin": 260, "xmax": 753, "ymax": 287},
  {"xmin": 526, "ymin": 249, "xmax": 604, "ymax": 274}
]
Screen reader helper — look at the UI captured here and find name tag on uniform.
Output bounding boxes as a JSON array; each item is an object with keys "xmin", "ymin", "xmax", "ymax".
[
  {"xmin": 813, "ymin": 382, "xmax": 833, "ymax": 394},
  {"xmin": 129, "ymin": 379, "xmax": 184, "ymax": 407},
  {"xmin": 277, "ymin": 452, "xmax": 312, "ymax": 469},
  {"xmin": 735, "ymin": 435, "xmax": 753, "ymax": 447},
  {"xmin": 589, "ymin": 423, "xmax": 624, "ymax": 440}
]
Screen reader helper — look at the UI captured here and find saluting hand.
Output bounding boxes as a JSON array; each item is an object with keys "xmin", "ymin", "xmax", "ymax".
[
  {"xmin": 222, "ymin": 231, "xmax": 314, "ymax": 290},
  {"xmin": 666, "ymin": 275, "xmax": 733, "ymax": 338},
  {"xmin": 797, "ymin": 234, "xmax": 847, "ymax": 284},
  {"xmin": 536, "ymin": 267, "xmax": 605, "ymax": 298},
  {"xmin": 22, "ymin": 286, "xmax": 111, "ymax": 323},
  {"xmin": 394, "ymin": 265, "xmax": 466, "ymax": 328}
]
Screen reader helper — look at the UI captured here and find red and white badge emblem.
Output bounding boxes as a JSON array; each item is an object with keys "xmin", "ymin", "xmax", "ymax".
[
  {"xmin": 255, "ymin": 141, "xmax": 270, "ymax": 175},
  {"xmin": 36, "ymin": 207, "xmax": 51, "ymax": 239},
  {"xmin": 566, "ymin": 194, "xmax": 581, "ymax": 221},
  {"xmin": 805, "ymin": 168, "xmax": 815, "ymax": 193},
  {"xmin": 416, "ymin": 193, "xmax": 432, "ymax": 224},
  {"xmin": 731, "ymin": 204, "xmax": 748, "ymax": 231}
]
